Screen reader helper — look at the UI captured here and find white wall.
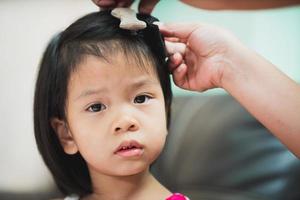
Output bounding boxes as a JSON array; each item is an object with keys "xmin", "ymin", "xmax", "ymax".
[
  {"xmin": 0, "ymin": 0, "xmax": 97, "ymax": 192},
  {"xmin": 0, "ymin": 0, "xmax": 299, "ymax": 192}
]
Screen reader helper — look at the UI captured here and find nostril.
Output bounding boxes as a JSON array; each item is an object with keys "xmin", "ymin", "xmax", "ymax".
[
  {"xmin": 114, "ymin": 121, "xmax": 139, "ymax": 133},
  {"xmin": 129, "ymin": 124, "xmax": 135, "ymax": 129}
]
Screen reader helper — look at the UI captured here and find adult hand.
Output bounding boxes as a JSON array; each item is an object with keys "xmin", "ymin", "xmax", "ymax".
[
  {"xmin": 91, "ymin": 0, "xmax": 159, "ymax": 14},
  {"xmin": 158, "ymin": 22, "xmax": 247, "ymax": 92},
  {"xmin": 159, "ymin": 22, "xmax": 300, "ymax": 158}
]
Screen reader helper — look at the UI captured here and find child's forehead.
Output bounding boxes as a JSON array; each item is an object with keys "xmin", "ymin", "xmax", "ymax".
[
  {"xmin": 77, "ymin": 49, "xmax": 158, "ymax": 76},
  {"xmin": 66, "ymin": 38, "xmax": 162, "ymax": 93},
  {"xmin": 79, "ymin": 39, "xmax": 158, "ymax": 72},
  {"xmin": 69, "ymin": 54, "xmax": 159, "ymax": 88},
  {"xmin": 67, "ymin": 54, "xmax": 161, "ymax": 101},
  {"xmin": 112, "ymin": 52, "xmax": 156, "ymax": 72}
]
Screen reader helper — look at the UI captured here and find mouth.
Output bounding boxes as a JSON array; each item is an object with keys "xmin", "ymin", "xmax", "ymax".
[{"xmin": 114, "ymin": 140, "xmax": 144, "ymax": 157}]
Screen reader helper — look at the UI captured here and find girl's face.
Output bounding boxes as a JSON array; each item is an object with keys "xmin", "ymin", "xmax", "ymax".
[{"xmin": 52, "ymin": 53, "xmax": 167, "ymax": 177}]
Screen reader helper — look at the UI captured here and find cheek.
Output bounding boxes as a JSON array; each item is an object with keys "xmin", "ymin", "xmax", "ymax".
[
  {"xmin": 73, "ymin": 130, "xmax": 111, "ymax": 171},
  {"xmin": 147, "ymin": 99, "xmax": 168, "ymax": 137},
  {"xmin": 68, "ymin": 116, "xmax": 110, "ymax": 158},
  {"xmin": 147, "ymin": 128, "xmax": 167, "ymax": 164},
  {"xmin": 68, "ymin": 110, "xmax": 110, "ymax": 140},
  {"xmin": 144, "ymin": 104, "xmax": 168, "ymax": 162}
]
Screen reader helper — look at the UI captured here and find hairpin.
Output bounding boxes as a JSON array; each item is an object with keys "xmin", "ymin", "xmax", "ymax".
[{"xmin": 111, "ymin": 8, "xmax": 147, "ymax": 30}]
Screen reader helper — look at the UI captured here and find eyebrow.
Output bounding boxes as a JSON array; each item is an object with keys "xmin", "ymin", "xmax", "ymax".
[
  {"xmin": 75, "ymin": 87, "xmax": 108, "ymax": 101},
  {"xmin": 130, "ymin": 78, "xmax": 158, "ymax": 90},
  {"xmin": 75, "ymin": 78, "xmax": 158, "ymax": 101}
]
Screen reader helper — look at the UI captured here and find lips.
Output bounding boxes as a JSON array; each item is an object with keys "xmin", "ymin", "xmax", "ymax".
[{"xmin": 114, "ymin": 140, "xmax": 144, "ymax": 157}]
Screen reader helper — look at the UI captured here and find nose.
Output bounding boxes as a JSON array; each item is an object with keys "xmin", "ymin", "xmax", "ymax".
[{"xmin": 113, "ymin": 115, "xmax": 140, "ymax": 134}]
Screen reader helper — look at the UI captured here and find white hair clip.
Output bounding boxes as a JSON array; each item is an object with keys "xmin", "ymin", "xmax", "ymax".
[{"xmin": 111, "ymin": 8, "xmax": 147, "ymax": 31}]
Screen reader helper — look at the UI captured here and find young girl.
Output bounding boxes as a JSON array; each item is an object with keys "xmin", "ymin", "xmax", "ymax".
[
  {"xmin": 94, "ymin": 0, "xmax": 300, "ymax": 158},
  {"xmin": 34, "ymin": 10, "xmax": 189, "ymax": 200}
]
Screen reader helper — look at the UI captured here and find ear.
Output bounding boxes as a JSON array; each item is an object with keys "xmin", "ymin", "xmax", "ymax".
[{"xmin": 51, "ymin": 118, "xmax": 78, "ymax": 155}]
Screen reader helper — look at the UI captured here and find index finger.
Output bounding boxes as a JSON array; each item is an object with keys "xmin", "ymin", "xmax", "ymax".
[
  {"xmin": 157, "ymin": 22, "xmax": 201, "ymax": 41},
  {"xmin": 165, "ymin": 41, "xmax": 186, "ymax": 55},
  {"xmin": 92, "ymin": 0, "xmax": 134, "ymax": 9}
]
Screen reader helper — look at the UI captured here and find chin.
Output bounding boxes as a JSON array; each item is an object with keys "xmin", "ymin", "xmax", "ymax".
[{"xmin": 116, "ymin": 163, "xmax": 149, "ymax": 176}]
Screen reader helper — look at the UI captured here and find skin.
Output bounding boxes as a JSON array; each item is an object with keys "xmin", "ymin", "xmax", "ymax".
[
  {"xmin": 158, "ymin": 22, "xmax": 300, "ymax": 158},
  {"xmin": 91, "ymin": 0, "xmax": 300, "ymax": 157},
  {"xmin": 51, "ymin": 53, "xmax": 171, "ymax": 200},
  {"xmin": 180, "ymin": 0, "xmax": 300, "ymax": 10},
  {"xmin": 92, "ymin": 0, "xmax": 300, "ymax": 13}
]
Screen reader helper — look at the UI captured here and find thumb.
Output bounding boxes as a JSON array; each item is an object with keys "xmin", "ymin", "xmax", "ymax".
[{"xmin": 138, "ymin": 0, "xmax": 160, "ymax": 14}]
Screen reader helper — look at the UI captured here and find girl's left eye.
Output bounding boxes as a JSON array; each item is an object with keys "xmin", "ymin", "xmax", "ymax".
[
  {"xmin": 87, "ymin": 103, "xmax": 106, "ymax": 112},
  {"xmin": 134, "ymin": 95, "xmax": 152, "ymax": 104}
]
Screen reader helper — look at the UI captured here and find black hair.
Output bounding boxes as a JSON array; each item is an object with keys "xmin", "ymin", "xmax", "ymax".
[{"xmin": 33, "ymin": 11, "xmax": 172, "ymax": 197}]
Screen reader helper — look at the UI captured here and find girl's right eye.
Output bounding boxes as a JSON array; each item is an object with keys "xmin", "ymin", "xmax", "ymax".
[{"xmin": 87, "ymin": 103, "xmax": 106, "ymax": 112}]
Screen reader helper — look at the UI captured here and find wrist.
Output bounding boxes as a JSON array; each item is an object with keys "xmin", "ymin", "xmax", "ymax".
[{"xmin": 220, "ymin": 43, "xmax": 260, "ymax": 92}]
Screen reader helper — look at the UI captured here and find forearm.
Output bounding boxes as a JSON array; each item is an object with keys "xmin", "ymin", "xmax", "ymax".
[
  {"xmin": 222, "ymin": 46, "xmax": 300, "ymax": 157},
  {"xmin": 180, "ymin": 0, "xmax": 300, "ymax": 10}
]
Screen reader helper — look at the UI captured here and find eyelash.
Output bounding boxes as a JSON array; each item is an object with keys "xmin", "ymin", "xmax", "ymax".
[
  {"xmin": 87, "ymin": 103, "xmax": 107, "ymax": 113},
  {"xmin": 134, "ymin": 94, "xmax": 153, "ymax": 104},
  {"xmin": 86, "ymin": 94, "xmax": 153, "ymax": 113}
]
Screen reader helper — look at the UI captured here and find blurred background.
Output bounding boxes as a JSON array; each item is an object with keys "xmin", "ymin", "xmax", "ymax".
[{"xmin": 0, "ymin": 0, "xmax": 299, "ymax": 195}]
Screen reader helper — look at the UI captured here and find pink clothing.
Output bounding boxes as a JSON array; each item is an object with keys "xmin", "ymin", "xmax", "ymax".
[
  {"xmin": 65, "ymin": 193, "xmax": 190, "ymax": 200},
  {"xmin": 166, "ymin": 193, "xmax": 190, "ymax": 200}
]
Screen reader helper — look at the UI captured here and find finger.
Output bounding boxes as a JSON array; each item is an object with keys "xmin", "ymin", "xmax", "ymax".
[
  {"xmin": 116, "ymin": 0, "xmax": 134, "ymax": 7},
  {"xmin": 157, "ymin": 22, "xmax": 201, "ymax": 40},
  {"xmin": 92, "ymin": 0, "xmax": 116, "ymax": 8},
  {"xmin": 172, "ymin": 63, "xmax": 188, "ymax": 89},
  {"xmin": 154, "ymin": 22, "xmax": 186, "ymax": 43},
  {"xmin": 138, "ymin": 0, "xmax": 160, "ymax": 14},
  {"xmin": 165, "ymin": 37, "xmax": 181, "ymax": 42},
  {"xmin": 93, "ymin": 0, "xmax": 134, "ymax": 9},
  {"xmin": 165, "ymin": 41, "xmax": 186, "ymax": 56},
  {"xmin": 168, "ymin": 52, "xmax": 183, "ymax": 72}
]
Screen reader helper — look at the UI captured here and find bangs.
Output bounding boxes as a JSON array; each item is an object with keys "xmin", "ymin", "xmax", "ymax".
[{"xmin": 60, "ymin": 38, "xmax": 158, "ymax": 76}]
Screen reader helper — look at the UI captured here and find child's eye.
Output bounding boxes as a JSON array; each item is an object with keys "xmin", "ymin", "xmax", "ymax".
[
  {"xmin": 134, "ymin": 95, "xmax": 152, "ymax": 104},
  {"xmin": 87, "ymin": 103, "xmax": 106, "ymax": 112}
]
